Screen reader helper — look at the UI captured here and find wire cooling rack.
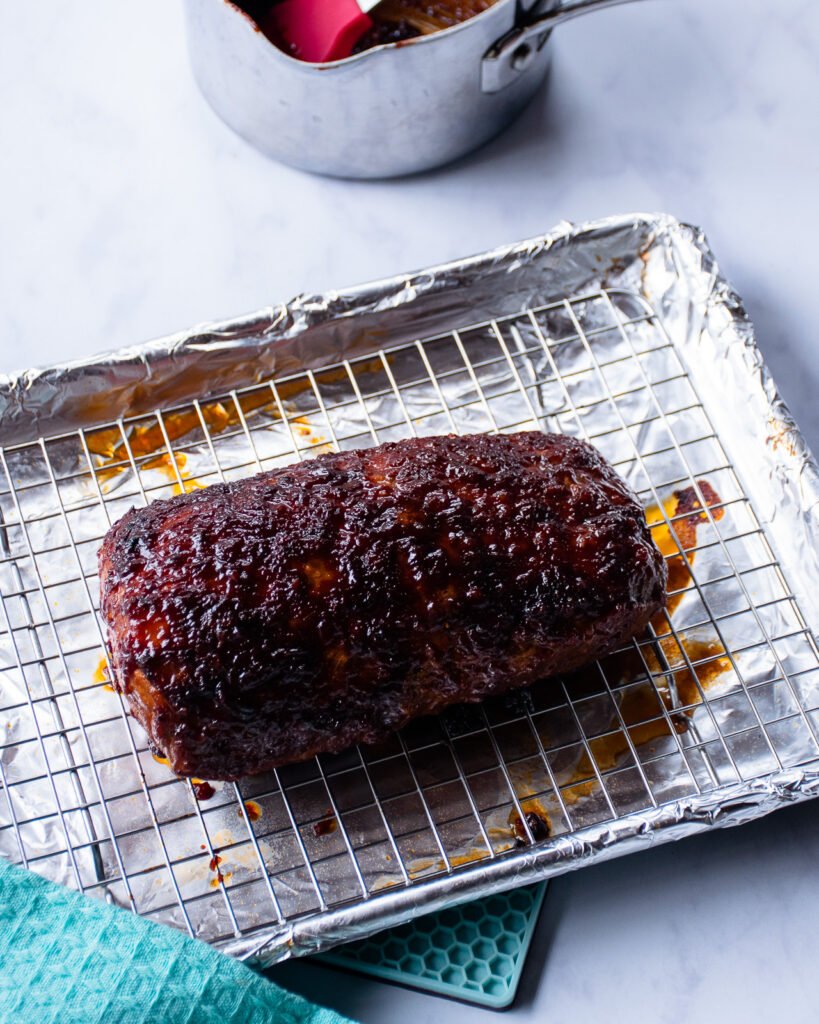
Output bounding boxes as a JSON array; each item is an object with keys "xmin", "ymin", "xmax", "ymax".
[{"xmin": 1, "ymin": 287, "xmax": 819, "ymax": 959}]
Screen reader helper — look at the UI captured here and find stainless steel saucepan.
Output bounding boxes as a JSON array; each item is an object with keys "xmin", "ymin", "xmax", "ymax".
[{"xmin": 185, "ymin": 0, "xmax": 648, "ymax": 178}]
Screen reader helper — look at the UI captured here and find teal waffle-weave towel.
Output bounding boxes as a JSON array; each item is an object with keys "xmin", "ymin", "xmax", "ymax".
[{"xmin": 0, "ymin": 857, "xmax": 353, "ymax": 1024}]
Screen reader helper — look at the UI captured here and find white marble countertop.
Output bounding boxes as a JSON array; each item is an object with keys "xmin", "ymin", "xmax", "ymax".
[{"xmin": 2, "ymin": 1, "xmax": 818, "ymax": 1021}]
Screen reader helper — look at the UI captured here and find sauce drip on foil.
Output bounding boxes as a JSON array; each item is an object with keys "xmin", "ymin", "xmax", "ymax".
[
  {"xmin": 191, "ymin": 780, "xmax": 216, "ymax": 802},
  {"xmin": 146, "ymin": 750, "xmax": 216, "ymax": 803},
  {"xmin": 241, "ymin": 800, "xmax": 263, "ymax": 823},
  {"xmin": 647, "ymin": 480, "xmax": 723, "ymax": 620},
  {"xmin": 313, "ymin": 811, "xmax": 339, "ymax": 837},
  {"xmin": 208, "ymin": 853, "xmax": 232, "ymax": 887},
  {"xmin": 510, "ymin": 804, "xmax": 551, "ymax": 846},
  {"xmin": 93, "ymin": 656, "xmax": 114, "ymax": 692}
]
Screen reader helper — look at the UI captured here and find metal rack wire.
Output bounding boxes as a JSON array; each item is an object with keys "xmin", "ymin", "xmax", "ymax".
[{"xmin": 1, "ymin": 287, "xmax": 818, "ymax": 954}]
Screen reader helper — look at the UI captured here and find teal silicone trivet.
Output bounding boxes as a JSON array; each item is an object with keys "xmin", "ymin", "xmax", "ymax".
[{"xmin": 319, "ymin": 883, "xmax": 547, "ymax": 1009}]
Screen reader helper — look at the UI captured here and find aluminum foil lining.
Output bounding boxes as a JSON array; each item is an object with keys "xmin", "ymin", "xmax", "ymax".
[{"xmin": 0, "ymin": 212, "xmax": 818, "ymax": 968}]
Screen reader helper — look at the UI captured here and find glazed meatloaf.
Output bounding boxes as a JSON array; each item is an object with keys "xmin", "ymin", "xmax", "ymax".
[{"xmin": 99, "ymin": 432, "xmax": 666, "ymax": 780}]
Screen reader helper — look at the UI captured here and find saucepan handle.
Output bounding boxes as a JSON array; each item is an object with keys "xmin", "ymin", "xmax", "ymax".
[{"xmin": 482, "ymin": 0, "xmax": 648, "ymax": 93}]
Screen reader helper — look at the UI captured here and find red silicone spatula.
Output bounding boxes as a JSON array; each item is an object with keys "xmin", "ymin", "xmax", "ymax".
[{"xmin": 265, "ymin": 0, "xmax": 381, "ymax": 62}]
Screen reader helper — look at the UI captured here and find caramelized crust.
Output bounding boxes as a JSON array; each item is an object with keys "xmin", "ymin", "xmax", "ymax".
[{"xmin": 99, "ymin": 432, "xmax": 666, "ymax": 779}]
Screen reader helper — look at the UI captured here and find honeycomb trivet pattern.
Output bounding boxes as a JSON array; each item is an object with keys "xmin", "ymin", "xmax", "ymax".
[{"xmin": 318, "ymin": 883, "xmax": 547, "ymax": 1008}]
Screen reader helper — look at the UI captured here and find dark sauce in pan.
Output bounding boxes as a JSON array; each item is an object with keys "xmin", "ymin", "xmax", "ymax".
[
  {"xmin": 233, "ymin": 0, "xmax": 495, "ymax": 58},
  {"xmin": 352, "ymin": 20, "xmax": 422, "ymax": 53}
]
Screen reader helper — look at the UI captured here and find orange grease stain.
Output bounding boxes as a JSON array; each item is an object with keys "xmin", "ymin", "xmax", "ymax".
[
  {"xmin": 87, "ymin": 402, "xmax": 332, "ymax": 495},
  {"xmin": 646, "ymin": 481, "xmax": 724, "ymax": 620},
  {"xmin": 447, "ymin": 851, "xmax": 490, "ymax": 868},
  {"xmin": 407, "ymin": 848, "xmax": 495, "ymax": 878},
  {"xmin": 405, "ymin": 804, "xmax": 553, "ymax": 875},
  {"xmin": 83, "ymin": 362, "xmax": 389, "ymax": 495},
  {"xmin": 241, "ymin": 800, "xmax": 262, "ymax": 823},
  {"xmin": 93, "ymin": 656, "xmax": 115, "ymax": 692},
  {"xmin": 87, "ymin": 404, "xmax": 231, "ymax": 496}
]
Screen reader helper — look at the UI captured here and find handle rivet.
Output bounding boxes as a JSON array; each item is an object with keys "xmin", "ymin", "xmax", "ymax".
[{"xmin": 511, "ymin": 42, "xmax": 536, "ymax": 71}]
